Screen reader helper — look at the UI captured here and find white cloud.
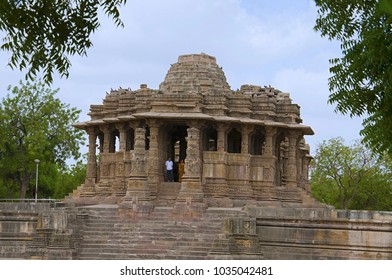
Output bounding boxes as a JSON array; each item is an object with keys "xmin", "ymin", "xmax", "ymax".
[{"xmin": 0, "ymin": 0, "xmax": 363, "ymax": 155}]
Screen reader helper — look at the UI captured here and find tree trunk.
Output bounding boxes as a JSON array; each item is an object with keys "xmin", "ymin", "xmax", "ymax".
[{"xmin": 18, "ymin": 172, "xmax": 32, "ymax": 199}]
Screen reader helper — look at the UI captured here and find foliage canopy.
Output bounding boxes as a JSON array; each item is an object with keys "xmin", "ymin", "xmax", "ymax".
[
  {"xmin": 314, "ymin": 0, "xmax": 392, "ymax": 155},
  {"xmin": 311, "ymin": 137, "xmax": 392, "ymax": 211},
  {"xmin": 0, "ymin": 0, "xmax": 127, "ymax": 83}
]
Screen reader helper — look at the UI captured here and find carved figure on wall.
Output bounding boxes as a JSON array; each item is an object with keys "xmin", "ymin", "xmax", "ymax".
[{"xmin": 264, "ymin": 168, "xmax": 270, "ymax": 180}]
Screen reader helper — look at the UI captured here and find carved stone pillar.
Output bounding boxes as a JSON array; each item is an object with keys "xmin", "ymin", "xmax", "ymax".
[
  {"xmin": 241, "ymin": 126, "xmax": 251, "ymax": 154},
  {"xmin": 253, "ymin": 126, "xmax": 277, "ymax": 200},
  {"xmin": 86, "ymin": 127, "xmax": 97, "ymax": 182},
  {"xmin": 80, "ymin": 127, "xmax": 97, "ymax": 197},
  {"xmin": 262, "ymin": 127, "xmax": 277, "ymax": 185},
  {"xmin": 263, "ymin": 127, "xmax": 276, "ymax": 157},
  {"xmin": 128, "ymin": 127, "xmax": 148, "ymax": 191},
  {"xmin": 301, "ymin": 143, "xmax": 312, "ymax": 193},
  {"xmin": 101, "ymin": 125, "xmax": 110, "ymax": 153},
  {"xmin": 282, "ymin": 139, "xmax": 289, "ymax": 186},
  {"xmin": 96, "ymin": 125, "xmax": 112, "ymax": 195},
  {"xmin": 98, "ymin": 125, "xmax": 110, "ymax": 182},
  {"xmin": 304, "ymin": 155, "xmax": 312, "ymax": 192},
  {"xmin": 286, "ymin": 130, "xmax": 300, "ymax": 188},
  {"xmin": 183, "ymin": 126, "xmax": 202, "ymax": 180},
  {"xmin": 235, "ymin": 126, "xmax": 253, "ymax": 200},
  {"xmin": 120, "ymin": 127, "xmax": 152, "ymax": 215},
  {"xmin": 175, "ymin": 124, "xmax": 206, "ymax": 213},
  {"xmin": 147, "ymin": 119, "xmax": 160, "ymax": 199},
  {"xmin": 217, "ymin": 123, "xmax": 228, "ymax": 152},
  {"xmin": 202, "ymin": 123, "xmax": 231, "ymax": 206},
  {"xmin": 118, "ymin": 124, "xmax": 127, "ymax": 152},
  {"xmin": 113, "ymin": 124, "xmax": 127, "ymax": 197},
  {"xmin": 123, "ymin": 122, "xmax": 136, "ymax": 175}
]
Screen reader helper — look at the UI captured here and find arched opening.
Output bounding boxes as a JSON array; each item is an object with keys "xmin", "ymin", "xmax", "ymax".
[
  {"xmin": 227, "ymin": 128, "xmax": 241, "ymax": 153},
  {"xmin": 168, "ymin": 125, "xmax": 188, "ymax": 161},
  {"xmin": 125, "ymin": 128, "xmax": 134, "ymax": 151},
  {"xmin": 97, "ymin": 131, "xmax": 104, "ymax": 154},
  {"xmin": 109, "ymin": 129, "xmax": 119, "ymax": 153},
  {"xmin": 165, "ymin": 125, "xmax": 188, "ymax": 182},
  {"xmin": 203, "ymin": 125, "xmax": 217, "ymax": 151},
  {"xmin": 250, "ymin": 130, "xmax": 265, "ymax": 155}
]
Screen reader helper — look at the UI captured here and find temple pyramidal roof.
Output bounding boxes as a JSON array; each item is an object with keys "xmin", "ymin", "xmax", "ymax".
[{"xmin": 75, "ymin": 53, "xmax": 314, "ymax": 135}]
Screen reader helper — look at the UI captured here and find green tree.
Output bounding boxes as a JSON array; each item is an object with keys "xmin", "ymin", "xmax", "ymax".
[
  {"xmin": 0, "ymin": 176, "xmax": 18, "ymax": 198},
  {"xmin": 0, "ymin": 0, "xmax": 127, "ymax": 83},
  {"xmin": 0, "ymin": 80, "xmax": 84, "ymax": 198},
  {"xmin": 311, "ymin": 137, "xmax": 392, "ymax": 211},
  {"xmin": 52, "ymin": 159, "xmax": 86, "ymax": 199},
  {"xmin": 314, "ymin": 0, "xmax": 392, "ymax": 155}
]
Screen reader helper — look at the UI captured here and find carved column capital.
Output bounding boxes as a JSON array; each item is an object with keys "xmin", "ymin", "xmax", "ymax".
[
  {"xmin": 265, "ymin": 126, "xmax": 277, "ymax": 136},
  {"xmin": 115, "ymin": 122, "xmax": 126, "ymax": 131},
  {"xmin": 288, "ymin": 129, "xmax": 302, "ymax": 140},
  {"xmin": 241, "ymin": 125, "xmax": 252, "ymax": 134},
  {"xmin": 147, "ymin": 118, "xmax": 161, "ymax": 128},
  {"xmin": 128, "ymin": 121, "xmax": 137, "ymax": 130},
  {"xmin": 217, "ymin": 122, "xmax": 230, "ymax": 132},
  {"xmin": 86, "ymin": 126, "xmax": 97, "ymax": 135},
  {"xmin": 100, "ymin": 124, "xmax": 110, "ymax": 133}
]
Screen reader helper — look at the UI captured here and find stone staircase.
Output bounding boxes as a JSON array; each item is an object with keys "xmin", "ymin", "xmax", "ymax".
[
  {"xmin": 75, "ymin": 205, "xmax": 248, "ymax": 260},
  {"xmin": 155, "ymin": 182, "xmax": 181, "ymax": 207}
]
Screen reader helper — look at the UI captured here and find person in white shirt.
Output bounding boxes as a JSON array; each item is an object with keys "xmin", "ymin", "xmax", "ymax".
[{"xmin": 165, "ymin": 157, "xmax": 174, "ymax": 182}]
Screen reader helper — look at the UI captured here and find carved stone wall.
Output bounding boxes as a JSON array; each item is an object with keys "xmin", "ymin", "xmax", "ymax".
[{"xmin": 250, "ymin": 207, "xmax": 392, "ymax": 259}]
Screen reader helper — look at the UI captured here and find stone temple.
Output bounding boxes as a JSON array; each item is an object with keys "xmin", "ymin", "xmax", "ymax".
[
  {"xmin": 1, "ymin": 54, "xmax": 391, "ymax": 260},
  {"xmin": 72, "ymin": 53, "xmax": 315, "ymax": 210}
]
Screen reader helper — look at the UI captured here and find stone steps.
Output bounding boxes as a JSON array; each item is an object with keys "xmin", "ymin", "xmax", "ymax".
[
  {"xmin": 0, "ymin": 240, "xmax": 31, "ymax": 259},
  {"xmin": 155, "ymin": 183, "xmax": 181, "ymax": 207},
  {"xmin": 79, "ymin": 246, "xmax": 213, "ymax": 259},
  {"xmin": 75, "ymin": 206, "xmax": 229, "ymax": 260}
]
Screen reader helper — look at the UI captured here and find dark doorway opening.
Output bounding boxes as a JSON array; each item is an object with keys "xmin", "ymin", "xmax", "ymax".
[
  {"xmin": 227, "ymin": 128, "xmax": 241, "ymax": 153},
  {"xmin": 166, "ymin": 125, "xmax": 188, "ymax": 182}
]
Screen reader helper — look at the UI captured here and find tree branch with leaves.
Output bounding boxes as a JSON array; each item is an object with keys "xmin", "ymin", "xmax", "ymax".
[
  {"xmin": 314, "ymin": 0, "xmax": 392, "ymax": 156},
  {"xmin": 0, "ymin": 0, "xmax": 127, "ymax": 83}
]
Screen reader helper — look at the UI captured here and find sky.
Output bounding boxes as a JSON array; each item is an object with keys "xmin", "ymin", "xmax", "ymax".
[{"xmin": 0, "ymin": 0, "xmax": 364, "ymax": 157}]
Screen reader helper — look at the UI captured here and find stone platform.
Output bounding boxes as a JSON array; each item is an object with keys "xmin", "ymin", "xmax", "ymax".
[{"xmin": 1, "ymin": 202, "xmax": 391, "ymax": 260}]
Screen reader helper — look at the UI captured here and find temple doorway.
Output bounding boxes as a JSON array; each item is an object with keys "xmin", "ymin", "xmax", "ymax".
[{"xmin": 164, "ymin": 124, "xmax": 188, "ymax": 182}]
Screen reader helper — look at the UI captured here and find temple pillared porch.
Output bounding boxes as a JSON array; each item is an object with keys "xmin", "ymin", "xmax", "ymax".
[{"xmin": 70, "ymin": 53, "xmax": 315, "ymax": 210}]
